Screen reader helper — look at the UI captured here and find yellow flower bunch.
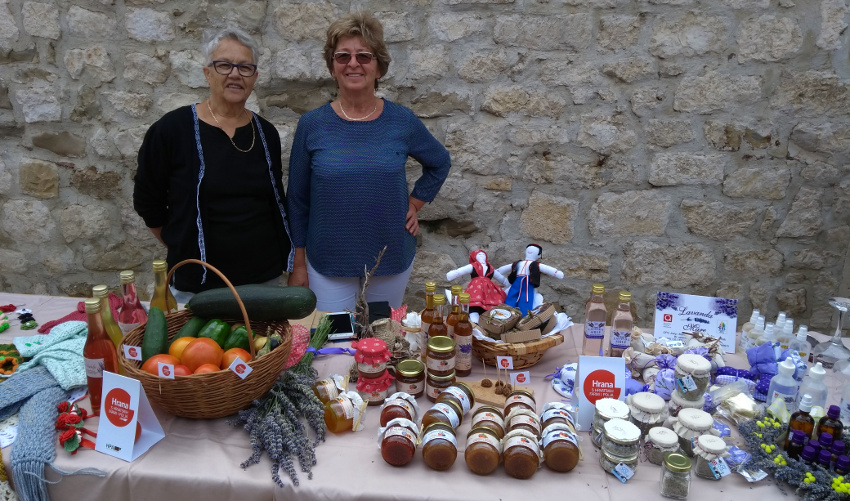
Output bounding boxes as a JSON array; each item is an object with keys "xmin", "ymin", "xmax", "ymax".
[{"xmin": 804, "ymin": 471, "xmax": 816, "ymax": 484}]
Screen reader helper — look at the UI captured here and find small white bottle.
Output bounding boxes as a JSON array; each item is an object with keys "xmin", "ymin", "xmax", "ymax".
[
  {"xmin": 741, "ymin": 309, "xmax": 760, "ymax": 350},
  {"xmin": 775, "ymin": 311, "xmax": 787, "ymax": 336},
  {"xmin": 778, "ymin": 318, "xmax": 794, "ymax": 352},
  {"xmin": 768, "ymin": 358, "xmax": 800, "ymax": 412},
  {"xmin": 795, "ymin": 362, "xmax": 827, "ymax": 411},
  {"xmin": 747, "ymin": 315, "xmax": 766, "ymax": 349},
  {"xmin": 789, "ymin": 325, "xmax": 811, "ymax": 363}
]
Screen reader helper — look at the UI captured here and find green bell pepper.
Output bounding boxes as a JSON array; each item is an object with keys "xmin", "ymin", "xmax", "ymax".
[
  {"xmin": 223, "ymin": 325, "xmax": 251, "ymax": 352},
  {"xmin": 197, "ymin": 319, "xmax": 230, "ymax": 348}
]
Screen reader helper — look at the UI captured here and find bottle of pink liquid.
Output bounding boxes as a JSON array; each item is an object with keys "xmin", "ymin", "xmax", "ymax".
[
  {"xmin": 608, "ymin": 291, "xmax": 633, "ymax": 358},
  {"xmin": 582, "ymin": 284, "xmax": 606, "ymax": 357}
]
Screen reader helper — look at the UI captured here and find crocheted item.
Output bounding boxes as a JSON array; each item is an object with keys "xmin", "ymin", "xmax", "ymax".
[
  {"xmin": 0, "ymin": 344, "xmax": 22, "ymax": 375},
  {"xmin": 8, "ymin": 321, "xmax": 88, "ymax": 391},
  {"xmin": 37, "ymin": 293, "xmax": 122, "ymax": 334}
]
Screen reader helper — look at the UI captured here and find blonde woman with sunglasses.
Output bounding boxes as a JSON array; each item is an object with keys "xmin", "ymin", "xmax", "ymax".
[{"xmin": 287, "ymin": 12, "xmax": 452, "ymax": 312}]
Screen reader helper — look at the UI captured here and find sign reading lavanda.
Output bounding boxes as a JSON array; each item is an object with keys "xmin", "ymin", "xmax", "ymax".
[{"xmin": 653, "ymin": 291, "xmax": 738, "ymax": 353}]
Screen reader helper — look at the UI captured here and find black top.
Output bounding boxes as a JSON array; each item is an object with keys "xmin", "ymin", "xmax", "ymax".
[{"xmin": 134, "ymin": 105, "xmax": 293, "ymax": 292}]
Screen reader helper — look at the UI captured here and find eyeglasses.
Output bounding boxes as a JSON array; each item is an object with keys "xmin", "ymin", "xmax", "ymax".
[
  {"xmin": 332, "ymin": 52, "xmax": 375, "ymax": 65},
  {"xmin": 208, "ymin": 60, "xmax": 258, "ymax": 77}
]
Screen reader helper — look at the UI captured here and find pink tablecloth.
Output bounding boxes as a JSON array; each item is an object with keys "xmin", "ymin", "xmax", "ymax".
[{"xmin": 1, "ymin": 292, "xmax": 838, "ymax": 501}]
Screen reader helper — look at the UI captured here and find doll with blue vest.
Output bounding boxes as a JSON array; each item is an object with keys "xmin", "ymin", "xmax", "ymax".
[{"xmin": 496, "ymin": 243, "xmax": 564, "ymax": 316}]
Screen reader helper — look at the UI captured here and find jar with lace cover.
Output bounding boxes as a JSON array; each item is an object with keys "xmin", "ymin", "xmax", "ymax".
[
  {"xmin": 668, "ymin": 390, "xmax": 705, "ymax": 417},
  {"xmin": 674, "ymin": 354, "xmax": 712, "ymax": 401},
  {"xmin": 692, "ymin": 434, "xmax": 730, "ymax": 480},
  {"xmin": 626, "ymin": 392, "xmax": 665, "ymax": 435},
  {"xmin": 645, "ymin": 426, "xmax": 681, "ymax": 466},
  {"xmin": 671, "ymin": 408, "xmax": 718, "ymax": 457},
  {"xmin": 592, "ymin": 398, "xmax": 629, "ymax": 448},
  {"xmin": 601, "ymin": 418, "xmax": 642, "ymax": 460}
]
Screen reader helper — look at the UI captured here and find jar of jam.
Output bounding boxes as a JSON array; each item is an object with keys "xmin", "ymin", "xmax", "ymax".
[
  {"xmin": 504, "ymin": 389, "xmax": 536, "ymax": 415},
  {"xmin": 311, "ymin": 374, "xmax": 348, "ymax": 404},
  {"xmin": 471, "ymin": 406, "xmax": 506, "ymax": 439},
  {"xmin": 672, "ymin": 408, "xmax": 717, "ymax": 457},
  {"xmin": 380, "ymin": 392, "xmax": 420, "ymax": 426},
  {"xmin": 540, "ymin": 402, "xmax": 577, "ymax": 433},
  {"xmin": 351, "ymin": 338, "xmax": 391, "ymax": 378},
  {"xmin": 379, "ymin": 418, "xmax": 419, "ymax": 467},
  {"xmin": 425, "ymin": 370, "xmax": 456, "ymax": 402},
  {"xmin": 502, "ymin": 429, "xmax": 541, "ymax": 479},
  {"xmin": 674, "ymin": 354, "xmax": 712, "ymax": 401},
  {"xmin": 435, "ymin": 381, "xmax": 475, "ymax": 416},
  {"xmin": 465, "ymin": 426, "xmax": 502, "ymax": 475},
  {"xmin": 542, "ymin": 425, "xmax": 580, "ymax": 472},
  {"xmin": 421, "ymin": 400, "xmax": 463, "ymax": 430},
  {"xmin": 394, "ymin": 359, "xmax": 425, "ymax": 398},
  {"xmin": 324, "ymin": 391, "xmax": 367, "ymax": 433},
  {"xmin": 505, "ymin": 408, "xmax": 542, "ymax": 438},
  {"xmin": 426, "ymin": 335, "xmax": 456, "ymax": 377},
  {"xmin": 422, "ymin": 422, "xmax": 458, "ymax": 471},
  {"xmin": 355, "ymin": 369, "xmax": 395, "ymax": 406}
]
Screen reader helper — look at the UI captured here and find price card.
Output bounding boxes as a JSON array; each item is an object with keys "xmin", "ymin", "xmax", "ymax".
[
  {"xmin": 612, "ymin": 462, "xmax": 635, "ymax": 483},
  {"xmin": 510, "ymin": 371, "xmax": 530, "ymax": 386},
  {"xmin": 710, "ymin": 457, "xmax": 732, "ymax": 478},
  {"xmin": 677, "ymin": 374, "xmax": 698, "ymax": 393},
  {"xmin": 123, "ymin": 345, "xmax": 142, "ymax": 361},
  {"xmin": 229, "ymin": 357, "xmax": 253, "ymax": 379},
  {"xmin": 496, "ymin": 356, "xmax": 514, "ymax": 370}
]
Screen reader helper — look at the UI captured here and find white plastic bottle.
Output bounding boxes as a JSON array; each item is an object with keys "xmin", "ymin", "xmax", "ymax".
[
  {"xmin": 795, "ymin": 362, "xmax": 827, "ymax": 411},
  {"xmin": 775, "ymin": 311, "xmax": 787, "ymax": 337},
  {"xmin": 768, "ymin": 358, "xmax": 800, "ymax": 412},
  {"xmin": 789, "ymin": 325, "xmax": 811, "ymax": 363},
  {"xmin": 778, "ymin": 318, "xmax": 794, "ymax": 352},
  {"xmin": 747, "ymin": 315, "xmax": 766, "ymax": 349},
  {"xmin": 741, "ymin": 309, "xmax": 760, "ymax": 350}
]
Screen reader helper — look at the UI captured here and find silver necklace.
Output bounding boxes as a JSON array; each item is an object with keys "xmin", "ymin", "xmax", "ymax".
[
  {"xmin": 207, "ymin": 101, "xmax": 255, "ymax": 153},
  {"xmin": 339, "ymin": 100, "xmax": 378, "ymax": 121}
]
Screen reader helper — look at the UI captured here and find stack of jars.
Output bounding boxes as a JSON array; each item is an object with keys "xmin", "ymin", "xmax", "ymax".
[
  {"xmin": 670, "ymin": 408, "xmax": 718, "ymax": 456},
  {"xmin": 599, "ymin": 418, "xmax": 642, "ymax": 476},
  {"xmin": 669, "ymin": 354, "xmax": 712, "ymax": 415},
  {"xmin": 501, "ymin": 389, "xmax": 541, "ymax": 479},
  {"xmin": 591, "ymin": 398, "xmax": 630, "ymax": 448},
  {"xmin": 352, "ymin": 338, "xmax": 394, "ymax": 405},
  {"xmin": 420, "ymin": 382, "xmax": 475, "ymax": 471},
  {"xmin": 425, "ymin": 334, "xmax": 456, "ymax": 401},
  {"xmin": 540, "ymin": 402, "xmax": 580, "ymax": 473},
  {"xmin": 378, "ymin": 393, "xmax": 421, "ymax": 466}
]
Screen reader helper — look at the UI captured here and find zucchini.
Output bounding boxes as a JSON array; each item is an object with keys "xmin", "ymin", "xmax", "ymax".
[
  {"xmin": 141, "ymin": 306, "xmax": 168, "ymax": 362},
  {"xmin": 170, "ymin": 316, "xmax": 206, "ymax": 345},
  {"xmin": 186, "ymin": 285, "xmax": 317, "ymax": 321}
]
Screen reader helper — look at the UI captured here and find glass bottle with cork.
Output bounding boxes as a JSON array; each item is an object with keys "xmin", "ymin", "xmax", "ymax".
[
  {"xmin": 608, "ymin": 291, "xmax": 633, "ymax": 358},
  {"xmin": 582, "ymin": 283, "xmax": 606, "ymax": 357},
  {"xmin": 150, "ymin": 259, "xmax": 177, "ymax": 313},
  {"xmin": 117, "ymin": 270, "xmax": 147, "ymax": 335},
  {"xmin": 84, "ymin": 297, "xmax": 119, "ymax": 414},
  {"xmin": 445, "ymin": 285, "xmax": 463, "ymax": 339},
  {"xmin": 427, "ymin": 294, "xmax": 449, "ymax": 339},
  {"xmin": 92, "ymin": 285, "xmax": 125, "ymax": 375},
  {"xmin": 454, "ymin": 293, "xmax": 473, "ymax": 377}
]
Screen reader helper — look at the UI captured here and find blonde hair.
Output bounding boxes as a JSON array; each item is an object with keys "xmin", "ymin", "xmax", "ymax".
[{"xmin": 323, "ymin": 12, "xmax": 391, "ymax": 89}]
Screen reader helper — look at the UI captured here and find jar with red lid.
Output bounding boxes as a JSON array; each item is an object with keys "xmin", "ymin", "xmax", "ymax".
[
  {"xmin": 351, "ymin": 338, "xmax": 391, "ymax": 378},
  {"xmin": 394, "ymin": 359, "xmax": 425, "ymax": 398},
  {"xmin": 426, "ymin": 371, "xmax": 456, "ymax": 402},
  {"xmin": 380, "ymin": 392, "xmax": 420, "ymax": 426},
  {"xmin": 435, "ymin": 381, "xmax": 476, "ymax": 416},
  {"xmin": 426, "ymin": 335, "xmax": 456, "ymax": 377},
  {"xmin": 379, "ymin": 418, "xmax": 420, "ymax": 467},
  {"xmin": 355, "ymin": 370, "xmax": 395, "ymax": 406},
  {"xmin": 504, "ymin": 389, "xmax": 536, "ymax": 415}
]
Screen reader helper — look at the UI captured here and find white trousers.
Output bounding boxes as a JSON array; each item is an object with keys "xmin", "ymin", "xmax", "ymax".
[{"xmin": 307, "ymin": 259, "xmax": 413, "ymax": 312}]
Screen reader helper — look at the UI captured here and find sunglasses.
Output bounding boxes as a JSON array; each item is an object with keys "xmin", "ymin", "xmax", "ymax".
[{"xmin": 332, "ymin": 51, "xmax": 375, "ymax": 65}]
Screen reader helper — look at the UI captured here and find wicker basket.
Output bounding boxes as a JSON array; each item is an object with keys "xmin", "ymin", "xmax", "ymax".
[
  {"xmin": 471, "ymin": 329, "xmax": 564, "ymax": 369},
  {"xmin": 119, "ymin": 259, "xmax": 292, "ymax": 419}
]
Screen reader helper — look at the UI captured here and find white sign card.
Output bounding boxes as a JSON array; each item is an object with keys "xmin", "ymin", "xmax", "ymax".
[
  {"xmin": 95, "ymin": 371, "xmax": 165, "ymax": 462},
  {"xmin": 653, "ymin": 291, "xmax": 738, "ymax": 352},
  {"xmin": 574, "ymin": 355, "xmax": 626, "ymax": 432},
  {"xmin": 496, "ymin": 356, "xmax": 514, "ymax": 370},
  {"xmin": 510, "ymin": 371, "xmax": 531, "ymax": 386}
]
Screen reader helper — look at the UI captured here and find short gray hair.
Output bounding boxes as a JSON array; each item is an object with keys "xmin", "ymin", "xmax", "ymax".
[{"xmin": 201, "ymin": 26, "xmax": 260, "ymax": 64}]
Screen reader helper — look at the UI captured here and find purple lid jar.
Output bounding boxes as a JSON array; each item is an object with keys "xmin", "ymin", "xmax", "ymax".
[
  {"xmin": 818, "ymin": 449, "xmax": 833, "ymax": 467},
  {"xmin": 801, "ymin": 445, "xmax": 817, "ymax": 463}
]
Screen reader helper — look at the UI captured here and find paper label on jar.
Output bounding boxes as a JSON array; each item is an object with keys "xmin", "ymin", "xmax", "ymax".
[
  {"xmin": 384, "ymin": 398, "xmax": 414, "ymax": 417},
  {"xmin": 541, "ymin": 408, "xmax": 576, "ymax": 429},
  {"xmin": 442, "ymin": 386, "xmax": 471, "ymax": 414},
  {"xmin": 467, "ymin": 430, "xmax": 501, "ymax": 450},
  {"xmin": 425, "ymin": 380, "xmax": 447, "ymax": 401},
  {"xmin": 504, "ymin": 435, "xmax": 539, "ymax": 454},
  {"xmin": 335, "ymin": 395, "xmax": 355, "ymax": 420},
  {"xmin": 612, "ymin": 462, "xmax": 634, "ymax": 483},
  {"xmin": 384, "ymin": 425, "xmax": 417, "ymax": 443},
  {"xmin": 610, "ymin": 329, "xmax": 631, "ymax": 349},
  {"xmin": 455, "ymin": 335, "xmax": 472, "ymax": 371},
  {"xmin": 542, "ymin": 429, "xmax": 579, "ymax": 449},
  {"xmin": 423, "ymin": 428, "xmax": 457, "ymax": 447},
  {"xmin": 426, "ymin": 355, "xmax": 455, "ymax": 372},
  {"xmin": 709, "ymin": 457, "xmax": 732, "ymax": 478},
  {"xmin": 509, "ymin": 415, "xmax": 541, "ymax": 434},
  {"xmin": 472, "ymin": 411, "xmax": 505, "ymax": 428},
  {"xmin": 676, "ymin": 374, "xmax": 698, "ymax": 393},
  {"xmin": 358, "ymin": 362, "xmax": 385, "ymax": 375},
  {"xmin": 431, "ymin": 403, "xmax": 460, "ymax": 429},
  {"xmin": 317, "ymin": 379, "xmax": 340, "ymax": 401},
  {"xmin": 584, "ymin": 321, "xmax": 605, "ymax": 339},
  {"xmin": 506, "ymin": 393, "xmax": 535, "ymax": 410},
  {"xmin": 397, "ymin": 379, "xmax": 425, "ymax": 396},
  {"xmin": 84, "ymin": 358, "xmax": 105, "ymax": 378}
]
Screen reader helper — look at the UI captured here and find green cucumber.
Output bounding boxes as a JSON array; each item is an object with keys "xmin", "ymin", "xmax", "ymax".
[
  {"xmin": 170, "ymin": 316, "xmax": 206, "ymax": 345},
  {"xmin": 186, "ymin": 285, "xmax": 317, "ymax": 321},
  {"xmin": 141, "ymin": 306, "xmax": 168, "ymax": 362}
]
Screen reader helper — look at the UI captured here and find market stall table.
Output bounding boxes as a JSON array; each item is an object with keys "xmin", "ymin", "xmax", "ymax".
[{"xmin": 0, "ymin": 292, "xmax": 841, "ymax": 501}]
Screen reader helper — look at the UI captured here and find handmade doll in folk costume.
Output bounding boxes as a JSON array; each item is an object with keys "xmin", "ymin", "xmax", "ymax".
[
  {"xmin": 496, "ymin": 243, "xmax": 564, "ymax": 316},
  {"xmin": 446, "ymin": 250, "xmax": 510, "ymax": 323}
]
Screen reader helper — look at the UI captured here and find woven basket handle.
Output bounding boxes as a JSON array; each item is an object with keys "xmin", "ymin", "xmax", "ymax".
[{"xmin": 166, "ymin": 259, "xmax": 257, "ymax": 359}]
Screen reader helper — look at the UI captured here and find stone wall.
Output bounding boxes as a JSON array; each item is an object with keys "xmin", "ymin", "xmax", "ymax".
[{"xmin": 0, "ymin": 0, "xmax": 847, "ymax": 330}]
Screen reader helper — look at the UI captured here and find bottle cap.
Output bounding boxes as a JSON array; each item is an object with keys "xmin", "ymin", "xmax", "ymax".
[
  {"xmin": 755, "ymin": 315, "xmax": 765, "ymax": 331},
  {"xmin": 797, "ymin": 325, "xmax": 809, "ymax": 341},
  {"xmin": 819, "ymin": 449, "xmax": 833, "ymax": 465},
  {"xmin": 92, "ymin": 284, "xmax": 108, "ymax": 298},
  {"xmin": 425, "ymin": 281, "xmax": 436, "ymax": 292},
  {"xmin": 750, "ymin": 309, "xmax": 760, "ymax": 323},
  {"xmin": 809, "ymin": 362, "xmax": 826, "ymax": 381},
  {"xmin": 791, "ymin": 429, "xmax": 806, "ymax": 443},
  {"xmin": 433, "ymin": 293, "xmax": 446, "ymax": 306},
  {"xmin": 592, "ymin": 283, "xmax": 605, "ymax": 294},
  {"xmin": 799, "ymin": 393, "xmax": 814, "ymax": 412},
  {"xmin": 776, "ymin": 311, "xmax": 786, "ymax": 326},
  {"xmin": 618, "ymin": 291, "xmax": 632, "ymax": 302},
  {"xmin": 458, "ymin": 293, "xmax": 470, "ymax": 304},
  {"xmin": 84, "ymin": 297, "xmax": 101, "ymax": 313},
  {"xmin": 783, "ymin": 318, "xmax": 794, "ymax": 336},
  {"xmin": 119, "ymin": 270, "xmax": 136, "ymax": 284},
  {"xmin": 763, "ymin": 322, "xmax": 775, "ymax": 340},
  {"xmin": 801, "ymin": 445, "xmax": 817, "ymax": 461},
  {"xmin": 152, "ymin": 259, "xmax": 168, "ymax": 272},
  {"xmin": 820, "ymin": 432, "xmax": 834, "ymax": 447},
  {"xmin": 837, "ymin": 455, "xmax": 850, "ymax": 471},
  {"xmin": 834, "ymin": 440, "xmax": 846, "ymax": 454},
  {"xmin": 778, "ymin": 358, "xmax": 796, "ymax": 376},
  {"xmin": 828, "ymin": 404, "xmax": 841, "ymax": 419}
]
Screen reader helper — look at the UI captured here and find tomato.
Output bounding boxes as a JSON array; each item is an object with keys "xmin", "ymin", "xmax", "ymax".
[
  {"xmin": 172, "ymin": 364, "xmax": 192, "ymax": 376},
  {"xmin": 168, "ymin": 337, "xmax": 194, "ymax": 362},
  {"xmin": 193, "ymin": 363, "xmax": 221, "ymax": 374},
  {"xmin": 220, "ymin": 347, "xmax": 252, "ymax": 370},
  {"xmin": 140, "ymin": 354, "xmax": 180, "ymax": 375},
  {"xmin": 180, "ymin": 338, "xmax": 224, "ymax": 372}
]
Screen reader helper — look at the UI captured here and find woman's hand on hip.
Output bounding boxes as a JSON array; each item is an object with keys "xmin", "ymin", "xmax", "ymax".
[
  {"xmin": 288, "ymin": 266, "xmax": 309, "ymax": 287},
  {"xmin": 406, "ymin": 197, "xmax": 425, "ymax": 236}
]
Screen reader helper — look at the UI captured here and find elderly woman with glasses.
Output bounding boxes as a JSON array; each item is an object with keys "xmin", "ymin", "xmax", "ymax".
[
  {"xmin": 286, "ymin": 12, "xmax": 451, "ymax": 312},
  {"xmin": 134, "ymin": 26, "xmax": 293, "ymax": 301}
]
